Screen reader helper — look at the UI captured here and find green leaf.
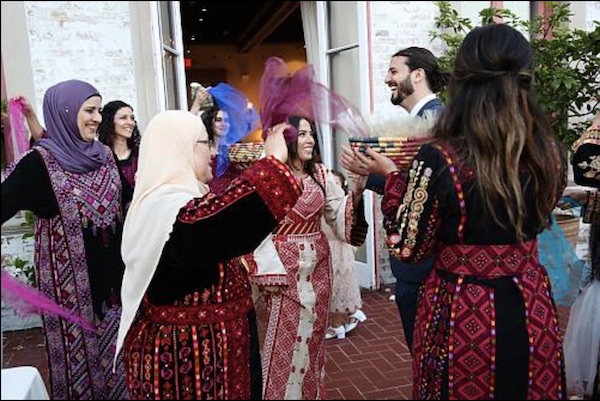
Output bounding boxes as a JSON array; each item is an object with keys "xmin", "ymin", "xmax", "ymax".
[{"xmin": 430, "ymin": 2, "xmax": 600, "ymax": 148}]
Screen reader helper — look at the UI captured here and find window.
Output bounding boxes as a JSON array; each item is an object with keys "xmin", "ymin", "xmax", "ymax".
[
  {"xmin": 320, "ymin": 1, "xmax": 373, "ymax": 280},
  {"xmin": 154, "ymin": 1, "xmax": 187, "ymax": 110}
]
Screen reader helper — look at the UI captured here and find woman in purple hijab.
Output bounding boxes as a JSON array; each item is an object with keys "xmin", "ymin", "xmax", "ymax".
[{"xmin": 1, "ymin": 79, "xmax": 129, "ymax": 399}]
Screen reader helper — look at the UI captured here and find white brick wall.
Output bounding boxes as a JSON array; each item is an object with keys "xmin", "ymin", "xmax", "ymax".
[
  {"xmin": 1, "ymin": 232, "xmax": 35, "ymax": 271},
  {"xmin": 368, "ymin": 1, "xmax": 443, "ymax": 120},
  {"xmin": 587, "ymin": 1, "xmax": 600, "ymax": 31},
  {"xmin": 24, "ymin": 1, "xmax": 139, "ymax": 127}
]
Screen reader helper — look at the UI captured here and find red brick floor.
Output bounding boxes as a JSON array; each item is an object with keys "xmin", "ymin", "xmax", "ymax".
[{"xmin": 2, "ymin": 285, "xmax": 571, "ymax": 400}]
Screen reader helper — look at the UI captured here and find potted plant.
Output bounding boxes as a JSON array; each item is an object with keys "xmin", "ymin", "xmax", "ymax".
[
  {"xmin": 430, "ymin": 1, "xmax": 599, "ymax": 246},
  {"xmin": 430, "ymin": 1, "xmax": 599, "ymax": 149}
]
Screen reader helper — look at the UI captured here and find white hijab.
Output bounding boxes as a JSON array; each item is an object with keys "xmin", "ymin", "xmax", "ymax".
[{"xmin": 115, "ymin": 110, "xmax": 209, "ymax": 363}]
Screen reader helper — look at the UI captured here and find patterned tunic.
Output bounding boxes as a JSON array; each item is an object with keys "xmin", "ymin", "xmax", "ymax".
[
  {"xmin": 1, "ymin": 146, "xmax": 128, "ymax": 400},
  {"xmin": 382, "ymin": 142, "xmax": 566, "ymax": 400},
  {"xmin": 117, "ymin": 147, "xmax": 139, "ymax": 192},
  {"xmin": 122, "ymin": 157, "xmax": 301, "ymax": 400},
  {"xmin": 250, "ymin": 164, "xmax": 367, "ymax": 400}
]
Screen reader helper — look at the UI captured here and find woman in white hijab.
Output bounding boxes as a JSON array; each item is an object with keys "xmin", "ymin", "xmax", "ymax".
[{"xmin": 115, "ymin": 110, "xmax": 300, "ymax": 400}]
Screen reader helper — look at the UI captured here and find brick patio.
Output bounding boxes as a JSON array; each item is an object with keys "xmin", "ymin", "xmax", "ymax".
[{"xmin": 2, "ymin": 285, "xmax": 571, "ymax": 400}]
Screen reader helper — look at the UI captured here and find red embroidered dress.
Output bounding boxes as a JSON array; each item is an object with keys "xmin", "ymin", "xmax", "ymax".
[
  {"xmin": 122, "ymin": 157, "xmax": 301, "ymax": 400},
  {"xmin": 382, "ymin": 142, "xmax": 566, "ymax": 400},
  {"xmin": 250, "ymin": 164, "xmax": 367, "ymax": 400}
]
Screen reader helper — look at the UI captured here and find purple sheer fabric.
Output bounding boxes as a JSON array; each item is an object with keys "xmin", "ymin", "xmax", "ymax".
[
  {"xmin": 6, "ymin": 98, "xmax": 31, "ymax": 162},
  {"xmin": 38, "ymin": 79, "xmax": 107, "ymax": 173},
  {"xmin": 1, "ymin": 269, "xmax": 94, "ymax": 331},
  {"xmin": 259, "ymin": 56, "xmax": 370, "ymax": 142}
]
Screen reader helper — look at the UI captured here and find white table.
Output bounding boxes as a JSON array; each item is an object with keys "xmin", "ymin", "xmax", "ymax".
[{"xmin": 1, "ymin": 366, "xmax": 49, "ymax": 400}]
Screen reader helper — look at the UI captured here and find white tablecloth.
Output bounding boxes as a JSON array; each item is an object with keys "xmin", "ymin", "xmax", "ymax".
[{"xmin": 1, "ymin": 366, "xmax": 49, "ymax": 400}]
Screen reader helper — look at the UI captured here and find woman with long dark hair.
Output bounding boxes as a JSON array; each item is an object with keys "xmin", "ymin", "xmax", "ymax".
[
  {"xmin": 343, "ymin": 23, "xmax": 567, "ymax": 399},
  {"xmin": 97, "ymin": 100, "xmax": 140, "ymax": 195}
]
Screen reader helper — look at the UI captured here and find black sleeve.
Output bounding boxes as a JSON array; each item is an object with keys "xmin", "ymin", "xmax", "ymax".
[
  {"xmin": 572, "ymin": 142, "xmax": 599, "ymax": 189},
  {"xmin": 366, "ymin": 173, "xmax": 385, "ymax": 195},
  {"xmin": 148, "ymin": 157, "xmax": 301, "ymax": 303},
  {"xmin": 111, "ymin": 152, "xmax": 134, "ymax": 211},
  {"xmin": 171, "ymin": 157, "xmax": 301, "ymax": 265},
  {"xmin": 171, "ymin": 191, "xmax": 280, "ymax": 267},
  {"xmin": 1, "ymin": 151, "xmax": 59, "ymax": 224},
  {"xmin": 149, "ymin": 191, "xmax": 284, "ymax": 304}
]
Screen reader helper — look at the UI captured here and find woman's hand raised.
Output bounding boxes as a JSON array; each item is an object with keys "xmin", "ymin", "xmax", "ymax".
[{"xmin": 264, "ymin": 122, "xmax": 291, "ymax": 164}]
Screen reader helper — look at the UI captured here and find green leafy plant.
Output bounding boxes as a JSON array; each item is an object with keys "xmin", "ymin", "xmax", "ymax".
[
  {"xmin": 430, "ymin": 1, "xmax": 600, "ymax": 148},
  {"xmin": 3, "ymin": 256, "xmax": 36, "ymax": 286},
  {"xmin": 21, "ymin": 210, "xmax": 35, "ymax": 239}
]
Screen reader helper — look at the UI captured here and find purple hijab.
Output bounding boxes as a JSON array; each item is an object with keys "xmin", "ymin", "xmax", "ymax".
[{"xmin": 38, "ymin": 79, "xmax": 107, "ymax": 173}]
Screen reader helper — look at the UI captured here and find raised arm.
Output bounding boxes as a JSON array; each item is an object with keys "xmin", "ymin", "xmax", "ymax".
[{"xmin": 13, "ymin": 96, "xmax": 46, "ymax": 142}]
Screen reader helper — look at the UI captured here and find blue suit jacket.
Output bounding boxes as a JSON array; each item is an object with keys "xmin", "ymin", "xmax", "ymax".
[{"xmin": 368, "ymin": 97, "xmax": 443, "ymax": 282}]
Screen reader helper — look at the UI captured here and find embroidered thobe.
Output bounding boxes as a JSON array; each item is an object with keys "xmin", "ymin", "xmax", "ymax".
[
  {"xmin": 122, "ymin": 157, "xmax": 301, "ymax": 400},
  {"xmin": 1, "ymin": 146, "xmax": 128, "ymax": 400},
  {"xmin": 382, "ymin": 142, "xmax": 566, "ymax": 400},
  {"xmin": 250, "ymin": 164, "xmax": 367, "ymax": 400}
]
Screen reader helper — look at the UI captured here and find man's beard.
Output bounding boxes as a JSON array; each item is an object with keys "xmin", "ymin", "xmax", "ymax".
[{"xmin": 390, "ymin": 76, "xmax": 415, "ymax": 106}]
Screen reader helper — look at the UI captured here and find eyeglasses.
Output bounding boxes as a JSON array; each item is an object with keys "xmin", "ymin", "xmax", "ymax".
[{"xmin": 196, "ymin": 139, "xmax": 213, "ymax": 149}]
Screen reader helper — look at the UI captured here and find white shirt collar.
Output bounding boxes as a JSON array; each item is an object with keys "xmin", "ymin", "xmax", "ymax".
[{"xmin": 410, "ymin": 93, "xmax": 437, "ymax": 116}]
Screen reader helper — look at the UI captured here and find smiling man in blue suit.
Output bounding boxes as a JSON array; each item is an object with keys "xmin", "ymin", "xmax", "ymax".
[{"xmin": 369, "ymin": 47, "xmax": 446, "ymax": 353}]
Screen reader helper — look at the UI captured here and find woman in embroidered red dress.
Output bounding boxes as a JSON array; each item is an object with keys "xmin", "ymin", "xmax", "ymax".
[
  {"xmin": 115, "ymin": 110, "xmax": 301, "ymax": 400},
  {"xmin": 342, "ymin": 23, "xmax": 567, "ymax": 399},
  {"xmin": 250, "ymin": 116, "xmax": 368, "ymax": 400},
  {"xmin": 1, "ymin": 80, "xmax": 129, "ymax": 399}
]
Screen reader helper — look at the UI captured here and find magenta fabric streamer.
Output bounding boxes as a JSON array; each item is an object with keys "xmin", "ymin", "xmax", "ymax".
[
  {"xmin": 7, "ymin": 98, "xmax": 32, "ymax": 162},
  {"xmin": 1, "ymin": 269, "xmax": 95, "ymax": 331},
  {"xmin": 259, "ymin": 56, "xmax": 370, "ymax": 142}
]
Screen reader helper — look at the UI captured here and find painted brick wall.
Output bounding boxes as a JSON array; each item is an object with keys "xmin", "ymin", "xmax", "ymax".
[
  {"xmin": 368, "ymin": 1, "xmax": 444, "ymax": 120},
  {"xmin": 586, "ymin": 1, "xmax": 600, "ymax": 31},
  {"xmin": 1, "ymin": 232, "xmax": 35, "ymax": 274},
  {"xmin": 23, "ymin": 1, "xmax": 138, "ymax": 127}
]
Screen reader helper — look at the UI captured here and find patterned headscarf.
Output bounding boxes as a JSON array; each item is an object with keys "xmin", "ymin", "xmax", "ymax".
[{"xmin": 38, "ymin": 79, "xmax": 107, "ymax": 173}]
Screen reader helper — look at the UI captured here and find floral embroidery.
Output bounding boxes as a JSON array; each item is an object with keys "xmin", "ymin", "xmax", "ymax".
[
  {"xmin": 179, "ymin": 157, "xmax": 301, "ymax": 224},
  {"xmin": 396, "ymin": 160, "xmax": 432, "ymax": 259},
  {"xmin": 577, "ymin": 154, "xmax": 600, "ymax": 180}
]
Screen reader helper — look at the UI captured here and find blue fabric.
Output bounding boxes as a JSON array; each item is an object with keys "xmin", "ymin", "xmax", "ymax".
[
  {"xmin": 392, "ymin": 255, "xmax": 434, "ymax": 354},
  {"xmin": 391, "ymin": 254, "xmax": 435, "ymax": 283},
  {"xmin": 395, "ymin": 279, "xmax": 421, "ymax": 353},
  {"xmin": 365, "ymin": 173, "xmax": 385, "ymax": 195},
  {"xmin": 538, "ymin": 213, "xmax": 586, "ymax": 307},
  {"xmin": 416, "ymin": 98, "xmax": 443, "ymax": 117},
  {"xmin": 208, "ymin": 83, "xmax": 259, "ymax": 177}
]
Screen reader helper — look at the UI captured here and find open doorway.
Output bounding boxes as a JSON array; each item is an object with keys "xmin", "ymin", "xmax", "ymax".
[{"xmin": 180, "ymin": 1, "xmax": 307, "ymax": 141}]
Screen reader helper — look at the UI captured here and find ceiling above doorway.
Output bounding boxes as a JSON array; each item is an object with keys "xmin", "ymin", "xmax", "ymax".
[{"xmin": 180, "ymin": 1, "xmax": 304, "ymax": 53}]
